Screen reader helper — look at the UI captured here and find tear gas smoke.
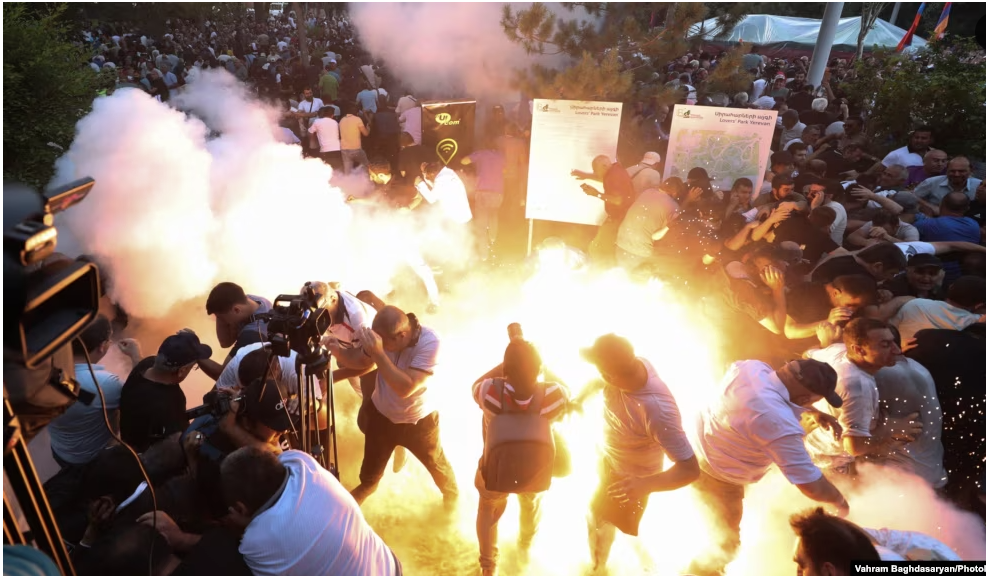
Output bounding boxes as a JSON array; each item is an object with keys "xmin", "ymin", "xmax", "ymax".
[
  {"xmin": 50, "ymin": 69, "xmax": 473, "ymax": 320},
  {"xmin": 348, "ymin": 2, "xmax": 592, "ymax": 101},
  {"xmin": 45, "ymin": 69, "xmax": 985, "ymax": 575}
]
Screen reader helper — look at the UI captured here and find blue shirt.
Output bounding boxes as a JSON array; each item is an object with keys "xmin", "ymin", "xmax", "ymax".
[
  {"xmin": 914, "ymin": 216, "xmax": 981, "ymax": 282},
  {"xmin": 357, "ymin": 89, "xmax": 379, "ymax": 113},
  {"xmin": 48, "ymin": 364, "xmax": 124, "ymax": 465}
]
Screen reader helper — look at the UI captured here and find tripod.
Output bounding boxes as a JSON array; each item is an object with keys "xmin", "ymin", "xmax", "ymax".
[
  {"xmin": 3, "ymin": 398, "xmax": 76, "ymax": 575},
  {"xmin": 264, "ymin": 349, "xmax": 339, "ymax": 478}
]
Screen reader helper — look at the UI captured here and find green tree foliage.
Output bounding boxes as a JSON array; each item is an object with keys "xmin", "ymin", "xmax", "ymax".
[
  {"xmin": 842, "ymin": 39, "xmax": 986, "ymax": 159},
  {"xmin": 3, "ymin": 3, "xmax": 97, "ymax": 189},
  {"xmin": 501, "ymin": 2, "xmax": 752, "ymax": 102}
]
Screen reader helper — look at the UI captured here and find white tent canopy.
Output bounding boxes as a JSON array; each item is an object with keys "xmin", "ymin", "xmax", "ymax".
[{"xmin": 688, "ymin": 14, "xmax": 927, "ymax": 53}]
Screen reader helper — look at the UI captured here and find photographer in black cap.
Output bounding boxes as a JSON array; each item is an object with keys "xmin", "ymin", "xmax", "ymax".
[
  {"xmin": 119, "ymin": 330, "xmax": 213, "ymax": 453},
  {"xmin": 181, "ymin": 360, "xmax": 297, "ymax": 521}
]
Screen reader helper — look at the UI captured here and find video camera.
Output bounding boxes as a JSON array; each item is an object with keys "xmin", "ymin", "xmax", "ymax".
[
  {"xmin": 185, "ymin": 389, "xmax": 243, "ymax": 421},
  {"xmin": 4, "ymin": 178, "xmax": 102, "ymax": 442},
  {"xmin": 4, "ymin": 177, "xmax": 102, "ymax": 575},
  {"xmin": 259, "ymin": 282, "xmax": 333, "ymax": 371}
]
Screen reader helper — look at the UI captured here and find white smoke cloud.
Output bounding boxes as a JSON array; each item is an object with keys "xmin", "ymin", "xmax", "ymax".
[
  {"xmin": 50, "ymin": 70, "xmax": 473, "ymax": 319},
  {"xmin": 349, "ymin": 2, "xmax": 592, "ymax": 102}
]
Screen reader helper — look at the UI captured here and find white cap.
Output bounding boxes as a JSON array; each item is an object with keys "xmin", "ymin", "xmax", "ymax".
[{"xmin": 641, "ymin": 151, "xmax": 661, "ymax": 166}]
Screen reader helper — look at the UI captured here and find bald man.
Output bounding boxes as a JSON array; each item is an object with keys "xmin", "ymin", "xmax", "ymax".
[{"xmin": 350, "ymin": 306, "xmax": 459, "ymax": 506}]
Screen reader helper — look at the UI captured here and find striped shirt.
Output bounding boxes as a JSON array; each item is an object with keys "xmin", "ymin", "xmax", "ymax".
[{"xmin": 472, "ymin": 378, "xmax": 569, "ymax": 443}]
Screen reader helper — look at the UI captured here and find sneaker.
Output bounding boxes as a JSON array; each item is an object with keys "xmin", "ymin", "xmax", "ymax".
[{"xmin": 392, "ymin": 446, "xmax": 407, "ymax": 473}]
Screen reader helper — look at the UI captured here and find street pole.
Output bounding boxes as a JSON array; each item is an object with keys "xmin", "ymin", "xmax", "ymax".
[
  {"xmin": 807, "ymin": 2, "xmax": 844, "ymax": 87},
  {"xmin": 889, "ymin": 2, "xmax": 901, "ymax": 26}
]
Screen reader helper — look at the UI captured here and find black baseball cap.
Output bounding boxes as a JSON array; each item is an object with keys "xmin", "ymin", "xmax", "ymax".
[
  {"xmin": 581, "ymin": 334, "xmax": 636, "ymax": 371},
  {"xmin": 158, "ymin": 331, "xmax": 213, "ymax": 368},
  {"xmin": 907, "ymin": 253, "xmax": 943, "ymax": 269},
  {"xmin": 793, "ymin": 359, "xmax": 842, "ymax": 408},
  {"xmin": 244, "ymin": 379, "xmax": 294, "ymax": 432}
]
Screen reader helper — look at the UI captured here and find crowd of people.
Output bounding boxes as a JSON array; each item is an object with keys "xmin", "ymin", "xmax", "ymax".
[{"xmin": 39, "ymin": 9, "xmax": 986, "ymax": 576}]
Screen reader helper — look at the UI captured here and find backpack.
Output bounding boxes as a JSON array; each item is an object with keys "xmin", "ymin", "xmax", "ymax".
[{"xmin": 481, "ymin": 380, "xmax": 555, "ymax": 494}]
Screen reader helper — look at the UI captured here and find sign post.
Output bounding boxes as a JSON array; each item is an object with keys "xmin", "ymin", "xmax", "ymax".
[{"xmin": 422, "ymin": 100, "xmax": 476, "ymax": 167}]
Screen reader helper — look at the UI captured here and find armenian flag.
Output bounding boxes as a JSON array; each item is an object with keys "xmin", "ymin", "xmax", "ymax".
[
  {"xmin": 896, "ymin": 3, "xmax": 925, "ymax": 52},
  {"xmin": 933, "ymin": 2, "xmax": 952, "ymax": 40}
]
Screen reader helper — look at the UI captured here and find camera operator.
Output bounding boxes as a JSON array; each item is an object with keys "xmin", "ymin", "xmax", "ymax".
[
  {"xmin": 308, "ymin": 281, "xmax": 377, "ymax": 394},
  {"xmin": 201, "ymin": 282, "xmax": 273, "ymax": 380},
  {"xmin": 221, "ymin": 446, "xmax": 403, "ymax": 576},
  {"xmin": 182, "ymin": 361, "xmax": 297, "ymax": 520},
  {"xmin": 216, "ymin": 343, "xmax": 323, "ymax": 426},
  {"xmin": 349, "ymin": 306, "xmax": 459, "ymax": 506},
  {"xmin": 119, "ymin": 330, "xmax": 213, "ymax": 453}
]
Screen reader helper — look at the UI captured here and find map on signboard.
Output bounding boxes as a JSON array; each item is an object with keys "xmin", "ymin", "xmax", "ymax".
[{"xmin": 666, "ymin": 129, "xmax": 763, "ymax": 190}]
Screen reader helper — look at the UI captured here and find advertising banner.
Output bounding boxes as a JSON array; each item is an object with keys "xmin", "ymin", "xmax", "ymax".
[
  {"xmin": 525, "ymin": 99, "xmax": 624, "ymax": 226},
  {"xmin": 422, "ymin": 100, "xmax": 476, "ymax": 167},
  {"xmin": 663, "ymin": 105, "xmax": 778, "ymax": 194}
]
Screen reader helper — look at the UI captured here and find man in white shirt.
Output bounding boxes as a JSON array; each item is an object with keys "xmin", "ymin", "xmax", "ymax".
[
  {"xmin": 625, "ymin": 151, "xmax": 663, "ymax": 195},
  {"xmin": 878, "ymin": 127, "xmax": 933, "ymax": 171},
  {"xmin": 396, "ymin": 93, "xmax": 418, "ymax": 116},
  {"xmin": 417, "ymin": 162, "xmax": 473, "ymax": 224},
  {"xmin": 804, "ymin": 318, "xmax": 919, "ymax": 471},
  {"xmin": 399, "ymin": 104, "xmax": 422, "ymax": 145},
  {"xmin": 308, "ymin": 107, "xmax": 342, "ymax": 170},
  {"xmin": 222, "ymin": 446, "xmax": 402, "ymax": 576},
  {"xmin": 294, "ymin": 86, "xmax": 323, "ymax": 155},
  {"xmin": 873, "ymin": 336, "xmax": 947, "ymax": 488},
  {"xmin": 576, "ymin": 334, "xmax": 699, "ymax": 572},
  {"xmin": 349, "ymin": 306, "xmax": 459, "ymax": 506},
  {"xmin": 889, "ymin": 276, "xmax": 986, "ymax": 346},
  {"xmin": 689, "ymin": 358, "xmax": 849, "ymax": 576},
  {"xmin": 615, "ymin": 182, "xmax": 678, "ymax": 276},
  {"xmin": 914, "ymin": 156, "xmax": 982, "ymax": 210}
]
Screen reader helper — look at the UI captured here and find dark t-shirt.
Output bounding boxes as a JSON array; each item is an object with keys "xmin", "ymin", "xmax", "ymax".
[
  {"xmin": 771, "ymin": 213, "xmax": 840, "ymax": 264},
  {"xmin": 786, "ymin": 281, "xmax": 833, "ymax": 324},
  {"xmin": 788, "ymin": 91, "xmax": 814, "ymax": 113},
  {"xmin": 810, "ymin": 255, "xmax": 870, "ymax": 285},
  {"xmin": 119, "ymin": 357, "xmax": 188, "ymax": 453},
  {"xmin": 172, "ymin": 527, "xmax": 253, "ymax": 576},
  {"xmin": 905, "ymin": 328, "xmax": 986, "ymax": 495},
  {"xmin": 373, "ymin": 110, "xmax": 401, "ymax": 137},
  {"xmin": 603, "ymin": 163, "xmax": 636, "ymax": 221},
  {"xmin": 800, "ymin": 110, "xmax": 839, "ymax": 128},
  {"xmin": 398, "ymin": 144, "xmax": 432, "ymax": 183},
  {"xmin": 882, "ymin": 274, "xmax": 945, "ymax": 300},
  {"xmin": 967, "ymin": 200, "xmax": 985, "ymax": 227},
  {"xmin": 820, "ymin": 150, "xmax": 871, "ymax": 179}
]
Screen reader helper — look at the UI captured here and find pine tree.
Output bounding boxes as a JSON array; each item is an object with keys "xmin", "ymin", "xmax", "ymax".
[{"xmin": 500, "ymin": 2, "xmax": 753, "ymax": 103}]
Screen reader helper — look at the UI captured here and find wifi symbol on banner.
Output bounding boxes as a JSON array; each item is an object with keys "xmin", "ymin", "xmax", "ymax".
[{"xmin": 437, "ymin": 138, "xmax": 458, "ymax": 165}]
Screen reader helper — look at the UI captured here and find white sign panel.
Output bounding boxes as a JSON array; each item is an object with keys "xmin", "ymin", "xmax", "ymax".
[
  {"xmin": 526, "ymin": 99, "xmax": 623, "ymax": 226},
  {"xmin": 663, "ymin": 105, "xmax": 778, "ymax": 194}
]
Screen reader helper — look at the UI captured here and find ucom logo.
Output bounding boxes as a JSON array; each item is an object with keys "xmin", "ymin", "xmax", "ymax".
[{"xmin": 435, "ymin": 113, "xmax": 460, "ymax": 126}]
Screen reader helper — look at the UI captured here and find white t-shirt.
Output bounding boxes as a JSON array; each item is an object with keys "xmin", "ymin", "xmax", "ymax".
[
  {"xmin": 855, "ymin": 221, "xmax": 920, "ymax": 243},
  {"xmin": 693, "ymin": 360, "xmax": 822, "ymax": 486},
  {"xmin": 216, "ymin": 343, "xmax": 321, "ymax": 401},
  {"xmin": 602, "ymin": 358, "xmax": 694, "ymax": 478},
  {"xmin": 399, "ymin": 107, "xmax": 422, "ymax": 145},
  {"xmin": 874, "ymin": 358, "xmax": 947, "ymax": 488},
  {"xmin": 890, "ymin": 299, "xmax": 983, "ymax": 347},
  {"xmin": 396, "ymin": 95, "xmax": 418, "ymax": 116},
  {"xmin": 297, "ymin": 98, "xmax": 324, "ymax": 127},
  {"xmin": 371, "ymin": 326, "xmax": 440, "ymax": 424},
  {"xmin": 417, "ymin": 168, "xmax": 473, "ymax": 224},
  {"xmin": 240, "ymin": 451, "xmax": 399, "ymax": 576},
  {"xmin": 804, "ymin": 345, "xmax": 880, "ymax": 469},
  {"xmin": 893, "ymin": 241, "xmax": 936, "ymax": 259},
  {"xmin": 881, "ymin": 146, "xmax": 925, "ymax": 169},
  {"xmin": 277, "ymin": 40, "xmax": 288, "ymax": 51},
  {"xmin": 825, "ymin": 200, "xmax": 848, "ymax": 245},
  {"xmin": 750, "ymin": 78, "xmax": 767, "ymax": 101},
  {"xmin": 325, "ymin": 291, "xmax": 376, "ymax": 347},
  {"xmin": 278, "ymin": 127, "xmax": 301, "ymax": 145},
  {"xmin": 308, "ymin": 117, "xmax": 341, "ymax": 152}
]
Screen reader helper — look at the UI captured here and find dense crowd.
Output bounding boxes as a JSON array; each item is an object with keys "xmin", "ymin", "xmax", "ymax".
[{"xmin": 42, "ymin": 9, "xmax": 986, "ymax": 576}]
